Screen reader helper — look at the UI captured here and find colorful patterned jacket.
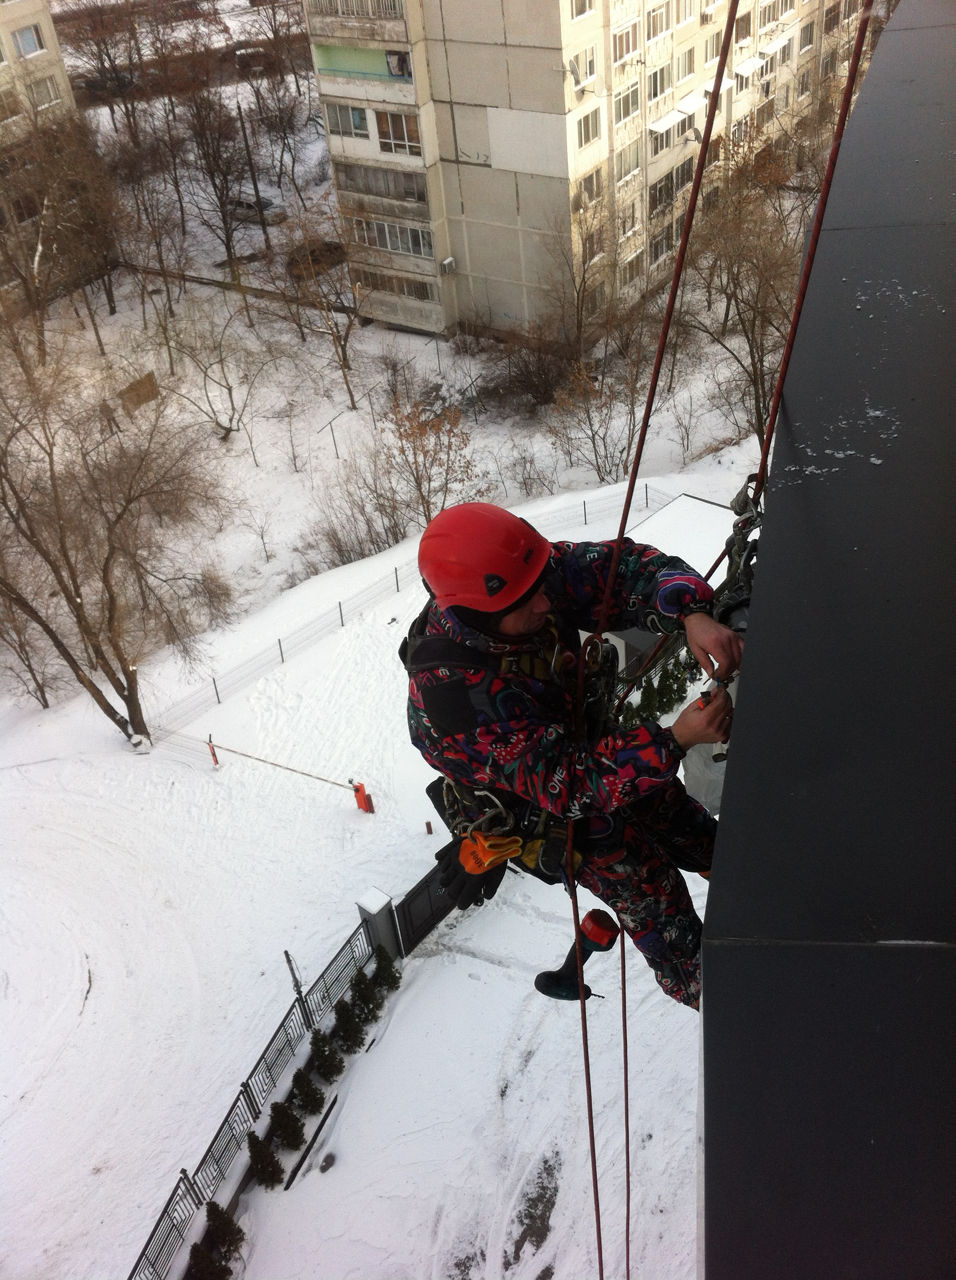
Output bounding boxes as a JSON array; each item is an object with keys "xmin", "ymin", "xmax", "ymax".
[{"xmin": 405, "ymin": 538, "xmax": 713, "ymax": 825}]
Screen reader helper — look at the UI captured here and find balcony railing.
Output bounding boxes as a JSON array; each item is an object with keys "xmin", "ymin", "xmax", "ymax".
[{"xmin": 307, "ymin": 0, "xmax": 403, "ymax": 18}]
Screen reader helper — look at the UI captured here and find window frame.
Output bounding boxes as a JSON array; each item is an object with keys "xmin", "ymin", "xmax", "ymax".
[{"xmin": 12, "ymin": 23, "xmax": 45, "ymax": 58}]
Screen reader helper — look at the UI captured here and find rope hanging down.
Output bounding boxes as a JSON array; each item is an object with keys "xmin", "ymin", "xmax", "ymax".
[
  {"xmin": 564, "ymin": 3, "xmax": 877, "ymax": 1273},
  {"xmin": 564, "ymin": 10, "xmax": 743, "ymax": 1277}
]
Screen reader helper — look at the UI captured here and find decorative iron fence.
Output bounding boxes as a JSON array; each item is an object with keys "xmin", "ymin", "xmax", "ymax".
[{"xmin": 127, "ymin": 921, "xmax": 372, "ymax": 1280}]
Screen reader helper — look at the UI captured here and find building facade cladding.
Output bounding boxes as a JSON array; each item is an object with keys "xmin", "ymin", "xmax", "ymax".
[
  {"xmin": 0, "ymin": 0, "xmax": 75, "ymax": 144},
  {"xmin": 303, "ymin": 0, "xmax": 865, "ymax": 337}
]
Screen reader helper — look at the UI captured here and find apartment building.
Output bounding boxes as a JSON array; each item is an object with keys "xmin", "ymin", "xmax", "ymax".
[
  {"xmin": 302, "ymin": 0, "xmax": 865, "ymax": 338},
  {"xmin": 0, "ymin": 0, "xmax": 73, "ymax": 141}
]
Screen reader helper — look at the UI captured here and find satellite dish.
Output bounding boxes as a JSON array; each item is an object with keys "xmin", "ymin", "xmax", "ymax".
[{"xmin": 567, "ymin": 59, "xmax": 582, "ymax": 89}]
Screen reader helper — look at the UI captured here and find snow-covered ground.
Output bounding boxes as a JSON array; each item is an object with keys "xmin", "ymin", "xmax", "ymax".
[
  {"xmin": 0, "ymin": 457, "xmax": 756, "ymax": 1280},
  {"xmin": 3, "ymin": 32, "xmax": 763, "ymax": 1275}
]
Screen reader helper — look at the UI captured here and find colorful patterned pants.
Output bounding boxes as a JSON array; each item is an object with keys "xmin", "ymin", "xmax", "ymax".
[{"xmin": 576, "ymin": 780, "xmax": 716, "ymax": 1009}]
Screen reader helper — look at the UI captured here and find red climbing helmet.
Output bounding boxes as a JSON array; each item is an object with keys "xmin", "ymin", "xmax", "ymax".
[{"xmin": 419, "ymin": 502, "xmax": 552, "ymax": 613}]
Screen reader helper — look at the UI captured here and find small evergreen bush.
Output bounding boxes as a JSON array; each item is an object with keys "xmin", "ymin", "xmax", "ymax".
[
  {"xmin": 371, "ymin": 944, "xmax": 401, "ymax": 994},
  {"xmin": 270, "ymin": 1099, "xmax": 305, "ymax": 1150},
  {"xmin": 246, "ymin": 1132, "xmax": 283, "ymax": 1189},
  {"xmin": 351, "ymin": 968, "xmax": 384, "ymax": 1024},
  {"xmin": 291, "ymin": 1067, "xmax": 325, "ymax": 1115},
  {"xmin": 183, "ymin": 1242, "xmax": 230, "ymax": 1280},
  {"xmin": 332, "ymin": 996, "xmax": 366, "ymax": 1054},
  {"xmin": 309, "ymin": 1027, "xmax": 345, "ymax": 1081},
  {"xmin": 204, "ymin": 1201, "xmax": 244, "ymax": 1262}
]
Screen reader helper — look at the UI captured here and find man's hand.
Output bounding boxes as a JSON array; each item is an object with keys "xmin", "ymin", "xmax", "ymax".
[
  {"xmin": 670, "ymin": 685, "xmax": 734, "ymax": 751},
  {"xmin": 683, "ymin": 611, "xmax": 744, "ymax": 681}
]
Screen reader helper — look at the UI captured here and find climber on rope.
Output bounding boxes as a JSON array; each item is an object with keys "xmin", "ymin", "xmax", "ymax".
[{"xmin": 400, "ymin": 501, "xmax": 743, "ymax": 1010}]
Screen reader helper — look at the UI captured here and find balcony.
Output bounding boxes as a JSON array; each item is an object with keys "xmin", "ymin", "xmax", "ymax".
[{"xmin": 305, "ymin": 0, "xmax": 407, "ymax": 45}]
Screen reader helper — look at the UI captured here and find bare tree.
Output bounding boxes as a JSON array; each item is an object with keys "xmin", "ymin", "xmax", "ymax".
[
  {"xmin": 181, "ymin": 84, "xmax": 250, "ymax": 270},
  {"xmin": 0, "ymin": 354, "xmax": 233, "ymax": 741},
  {"xmin": 546, "ymin": 360, "xmax": 642, "ymax": 484},
  {"xmin": 376, "ymin": 372, "xmax": 482, "ymax": 527},
  {"xmin": 157, "ymin": 297, "xmax": 282, "ymax": 462},
  {"xmin": 254, "ymin": 198, "xmax": 363, "ymax": 408},
  {"xmin": 0, "ymin": 114, "xmax": 117, "ymax": 369},
  {"xmin": 682, "ymin": 154, "xmax": 802, "ymax": 446}
]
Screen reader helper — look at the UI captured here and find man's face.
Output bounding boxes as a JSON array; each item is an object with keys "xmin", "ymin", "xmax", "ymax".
[{"xmin": 495, "ymin": 586, "xmax": 552, "ymax": 637}]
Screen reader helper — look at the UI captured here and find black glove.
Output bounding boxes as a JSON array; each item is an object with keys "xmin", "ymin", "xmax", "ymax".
[{"xmin": 435, "ymin": 839, "xmax": 507, "ymax": 909}]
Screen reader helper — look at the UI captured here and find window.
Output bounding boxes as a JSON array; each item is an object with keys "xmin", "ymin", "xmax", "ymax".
[
  {"xmin": 12, "ymin": 24, "xmax": 45, "ymax": 57},
  {"xmin": 26, "ymin": 75, "xmax": 60, "ymax": 109},
  {"xmin": 571, "ymin": 45, "xmax": 596, "ymax": 83},
  {"xmin": 353, "ymin": 269, "xmax": 436, "ymax": 302},
  {"xmin": 705, "ymin": 31, "xmax": 721, "ymax": 62},
  {"xmin": 583, "ymin": 227, "xmax": 604, "ymax": 263},
  {"xmin": 327, "ymin": 103, "xmax": 369, "ymax": 139},
  {"xmin": 649, "ymin": 171, "xmax": 674, "ymax": 213},
  {"xmin": 376, "ymin": 111, "xmax": 422, "ymax": 156},
  {"xmin": 821, "ymin": 48, "xmax": 837, "ymax": 78},
  {"xmin": 824, "ymin": 4, "xmax": 840, "ymax": 33},
  {"xmin": 647, "ymin": 64, "xmax": 672, "ymax": 101},
  {"xmin": 735, "ymin": 72, "xmax": 751, "ymax": 93},
  {"xmin": 651, "ymin": 126, "xmax": 672, "ymax": 156},
  {"xmin": 800, "ymin": 21, "xmax": 815, "ymax": 50},
  {"xmin": 577, "ymin": 106, "xmax": 601, "ymax": 147},
  {"xmin": 335, "ymin": 163, "xmax": 426, "ymax": 203},
  {"xmin": 677, "ymin": 48, "xmax": 695, "ymax": 81},
  {"xmin": 385, "ymin": 50, "xmax": 411, "ymax": 79},
  {"xmin": 779, "ymin": 38, "xmax": 793, "ymax": 63},
  {"xmin": 583, "ymin": 281, "xmax": 606, "ymax": 319},
  {"xmin": 675, "ymin": 0, "xmax": 696, "ymax": 23},
  {"xmin": 798, "ymin": 68, "xmax": 812, "ymax": 97},
  {"xmin": 577, "ymin": 166, "xmax": 604, "ymax": 203},
  {"xmin": 614, "ymin": 80, "xmax": 641, "ymax": 125},
  {"xmin": 613, "ymin": 22, "xmax": 639, "ymax": 64},
  {"xmin": 843, "ymin": 0, "xmax": 859, "ymax": 17},
  {"xmin": 731, "ymin": 116, "xmax": 750, "ymax": 144},
  {"xmin": 650, "ymin": 224, "xmax": 674, "ymax": 264},
  {"xmin": 706, "ymin": 135, "xmax": 722, "ymax": 166},
  {"xmin": 759, "ymin": 1, "xmax": 779, "ymax": 28},
  {"xmin": 673, "ymin": 157, "xmax": 694, "ymax": 191},
  {"xmin": 0, "ymin": 86, "xmax": 22, "ymax": 122},
  {"xmin": 755, "ymin": 99, "xmax": 774, "ymax": 128},
  {"xmin": 620, "ymin": 198, "xmax": 638, "ymax": 236},
  {"xmin": 572, "ymin": 0, "xmax": 593, "ymax": 15},
  {"xmin": 615, "ymin": 138, "xmax": 640, "ymax": 182},
  {"xmin": 352, "ymin": 217, "xmax": 433, "ymax": 258},
  {"xmin": 646, "ymin": 2, "xmax": 672, "ymax": 41},
  {"xmin": 620, "ymin": 251, "xmax": 643, "ymax": 288},
  {"xmin": 735, "ymin": 12, "xmax": 752, "ymax": 42}
]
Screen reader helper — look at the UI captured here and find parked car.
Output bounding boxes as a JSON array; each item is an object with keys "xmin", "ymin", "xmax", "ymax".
[
  {"xmin": 229, "ymin": 197, "xmax": 288, "ymax": 226},
  {"xmin": 286, "ymin": 239, "xmax": 347, "ymax": 282},
  {"xmin": 78, "ymin": 70, "xmax": 135, "ymax": 97}
]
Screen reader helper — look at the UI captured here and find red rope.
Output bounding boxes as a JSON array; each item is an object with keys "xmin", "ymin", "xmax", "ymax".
[
  {"xmin": 619, "ymin": 916, "xmax": 632, "ymax": 1280},
  {"xmin": 594, "ymin": 0, "xmax": 742, "ymax": 639}
]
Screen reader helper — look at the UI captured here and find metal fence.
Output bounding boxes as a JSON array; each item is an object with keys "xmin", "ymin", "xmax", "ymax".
[
  {"xmin": 127, "ymin": 922, "xmax": 372, "ymax": 1280},
  {"xmin": 153, "ymin": 485, "xmax": 676, "ymax": 739}
]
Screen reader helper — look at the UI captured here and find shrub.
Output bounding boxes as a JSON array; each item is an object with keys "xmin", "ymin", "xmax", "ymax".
[
  {"xmin": 371, "ymin": 944, "xmax": 401, "ymax": 994},
  {"xmin": 184, "ymin": 1242, "xmax": 230, "ymax": 1280},
  {"xmin": 309, "ymin": 1027, "xmax": 345, "ymax": 1081},
  {"xmin": 291, "ymin": 1067, "xmax": 325, "ymax": 1115},
  {"xmin": 269, "ymin": 1099, "xmax": 305, "ymax": 1150},
  {"xmin": 332, "ymin": 996, "xmax": 366, "ymax": 1054},
  {"xmin": 204, "ymin": 1201, "xmax": 244, "ymax": 1262},
  {"xmin": 350, "ymin": 968, "xmax": 384, "ymax": 1025},
  {"xmin": 246, "ymin": 1132, "xmax": 283, "ymax": 1189}
]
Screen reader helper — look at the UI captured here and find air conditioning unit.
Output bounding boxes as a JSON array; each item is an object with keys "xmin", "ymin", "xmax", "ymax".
[{"xmin": 440, "ymin": 256, "xmax": 456, "ymax": 275}]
